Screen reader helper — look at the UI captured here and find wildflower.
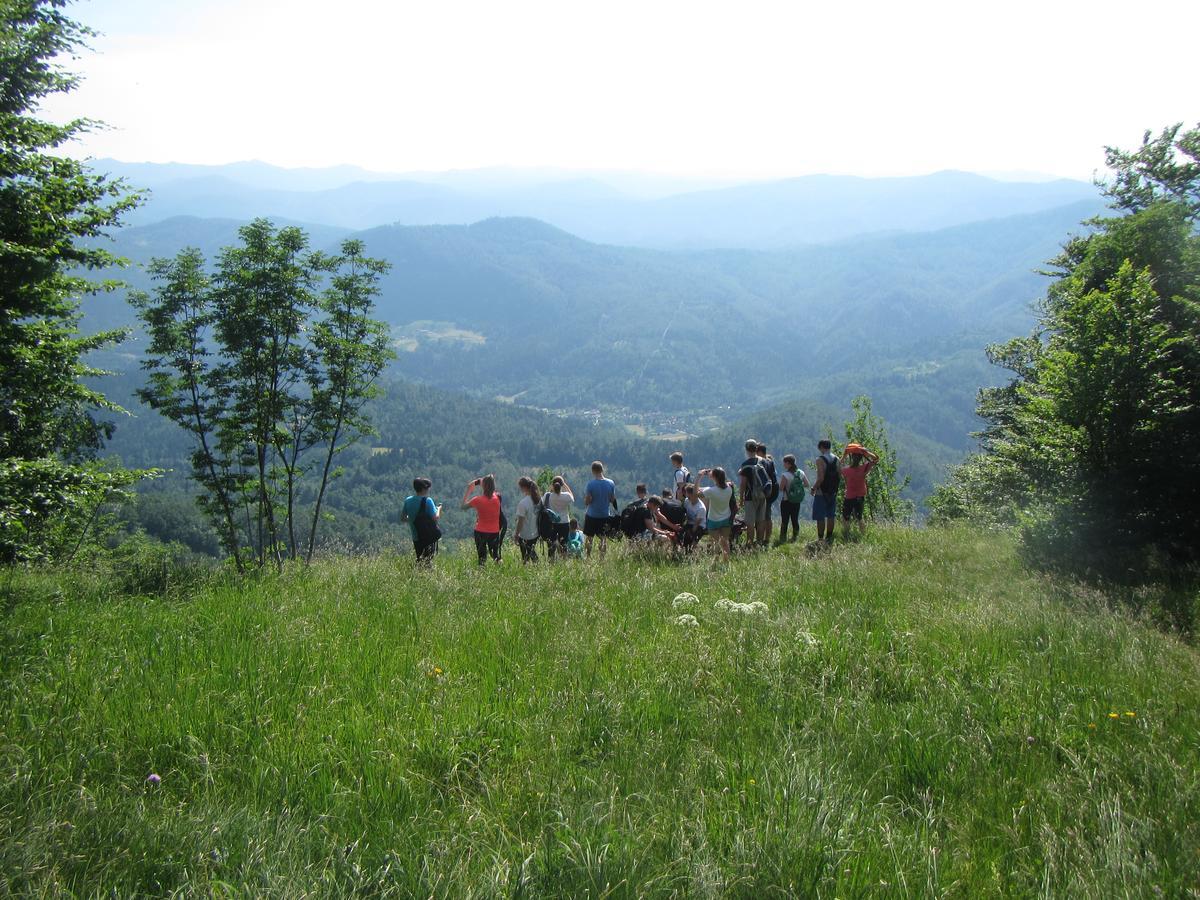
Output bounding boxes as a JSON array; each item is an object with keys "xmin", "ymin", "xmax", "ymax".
[
  {"xmin": 795, "ymin": 630, "xmax": 819, "ymax": 646},
  {"xmin": 1088, "ymin": 723, "xmax": 1096, "ymax": 730},
  {"xmin": 1025, "ymin": 736, "xmax": 1035, "ymax": 746},
  {"xmin": 1107, "ymin": 712, "xmax": 1119, "ymax": 719},
  {"xmin": 747, "ymin": 778, "xmax": 756, "ymax": 785},
  {"xmin": 1124, "ymin": 711, "xmax": 1136, "ymax": 718},
  {"xmin": 675, "ymin": 614, "xmax": 699, "ymax": 627},
  {"xmin": 715, "ymin": 598, "xmax": 735, "ymax": 610},
  {"xmin": 673, "ymin": 592, "xmax": 700, "ymax": 608},
  {"xmin": 748, "ymin": 601, "xmax": 769, "ymax": 614},
  {"xmin": 427, "ymin": 666, "xmax": 444, "ymax": 678},
  {"xmin": 146, "ymin": 773, "xmax": 161, "ymax": 785}
]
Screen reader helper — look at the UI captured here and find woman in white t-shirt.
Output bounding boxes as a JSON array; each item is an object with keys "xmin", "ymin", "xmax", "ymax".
[
  {"xmin": 513, "ymin": 476, "xmax": 542, "ymax": 563},
  {"xmin": 697, "ymin": 466, "xmax": 734, "ymax": 562},
  {"xmin": 544, "ymin": 475, "xmax": 574, "ymax": 559}
]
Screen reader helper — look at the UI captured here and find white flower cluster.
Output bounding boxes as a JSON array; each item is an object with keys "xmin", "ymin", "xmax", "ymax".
[
  {"xmin": 672, "ymin": 592, "xmax": 700, "ymax": 608},
  {"xmin": 674, "ymin": 614, "xmax": 699, "ymax": 627},
  {"xmin": 714, "ymin": 598, "xmax": 769, "ymax": 615}
]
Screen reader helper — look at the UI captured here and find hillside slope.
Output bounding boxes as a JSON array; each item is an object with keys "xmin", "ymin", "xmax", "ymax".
[{"xmin": 2, "ymin": 529, "xmax": 1196, "ymax": 895}]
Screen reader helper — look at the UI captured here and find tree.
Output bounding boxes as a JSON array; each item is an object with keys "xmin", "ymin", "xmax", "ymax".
[
  {"xmin": 841, "ymin": 395, "xmax": 912, "ymax": 521},
  {"xmin": 133, "ymin": 221, "xmax": 394, "ymax": 569},
  {"xmin": 0, "ymin": 0, "xmax": 145, "ymax": 563},
  {"xmin": 931, "ymin": 124, "xmax": 1200, "ymax": 573}
]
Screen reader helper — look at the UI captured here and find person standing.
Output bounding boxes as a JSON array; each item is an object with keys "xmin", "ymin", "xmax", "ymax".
[
  {"xmin": 544, "ymin": 475, "xmax": 574, "ymax": 559},
  {"xmin": 739, "ymin": 439, "xmax": 771, "ymax": 547},
  {"xmin": 777, "ymin": 454, "xmax": 811, "ymax": 543},
  {"xmin": 400, "ymin": 477, "xmax": 441, "ymax": 565},
  {"xmin": 697, "ymin": 466, "xmax": 734, "ymax": 562},
  {"xmin": 669, "ymin": 451, "xmax": 691, "ymax": 501},
  {"xmin": 756, "ymin": 441, "xmax": 779, "ymax": 544},
  {"xmin": 812, "ymin": 440, "xmax": 840, "ymax": 544},
  {"xmin": 513, "ymin": 476, "xmax": 542, "ymax": 563},
  {"xmin": 680, "ymin": 482, "xmax": 708, "ymax": 551},
  {"xmin": 462, "ymin": 474, "xmax": 503, "ymax": 565},
  {"xmin": 840, "ymin": 444, "xmax": 880, "ymax": 539},
  {"xmin": 583, "ymin": 460, "xmax": 618, "ymax": 559}
]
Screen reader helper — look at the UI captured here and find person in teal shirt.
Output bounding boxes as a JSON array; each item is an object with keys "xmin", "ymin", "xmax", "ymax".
[
  {"xmin": 566, "ymin": 518, "xmax": 584, "ymax": 558},
  {"xmin": 400, "ymin": 477, "xmax": 441, "ymax": 564}
]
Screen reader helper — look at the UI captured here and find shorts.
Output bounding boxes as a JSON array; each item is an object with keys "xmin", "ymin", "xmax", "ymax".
[
  {"xmin": 812, "ymin": 493, "xmax": 837, "ymax": 521},
  {"xmin": 707, "ymin": 517, "xmax": 731, "ymax": 532},
  {"xmin": 842, "ymin": 496, "xmax": 865, "ymax": 520},
  {"xmin": 740, "ymin": 495, "xmax": 769, "ymax": 524},
  {"xmin": 583, "ymin": 514, "xmax": 608, "ymax": 537}
]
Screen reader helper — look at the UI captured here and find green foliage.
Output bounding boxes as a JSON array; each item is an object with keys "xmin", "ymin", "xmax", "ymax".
[
  {"xmin": 841, "ymin": 395, "xmax": 913, "ymax": 521},
  {"xmin": 132, "ymin": 222, "xmax": 393, "ymax": 569},
  {"xmin": 0, "ymin": 0, "xmax": 145, "ymax": 563},
  {"xmin": 0, "ymin": 529, "xmax": 1197, "ymax": 894},
  {"xmin": 935, "ymin": 125, "xmax": 1200, "ymax": 573}
]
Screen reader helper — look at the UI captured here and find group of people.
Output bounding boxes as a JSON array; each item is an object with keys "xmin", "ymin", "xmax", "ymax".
[{"xmin": 400, "ymin": 438, "xmax": 880, "ymax": 565}]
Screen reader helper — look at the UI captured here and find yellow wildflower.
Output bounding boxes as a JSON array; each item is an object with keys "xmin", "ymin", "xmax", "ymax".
[
  {"xmin": 1107, "ymin": 712, "xmax": 1119, "ymax": 719},
  {"xmin": 1124, "ymin": 711, "xmax": 1136, "ymax": 718}
]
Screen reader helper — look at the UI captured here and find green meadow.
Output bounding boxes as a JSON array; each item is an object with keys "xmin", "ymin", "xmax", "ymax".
[{"xmin": 1, "ymin": 527, "xmax": 1197, "ymax": 897}]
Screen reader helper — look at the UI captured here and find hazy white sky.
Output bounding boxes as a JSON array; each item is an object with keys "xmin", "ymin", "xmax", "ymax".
[{"xmin": 43, "ymin": 0, "xmax": 1199, "ymax": 180}]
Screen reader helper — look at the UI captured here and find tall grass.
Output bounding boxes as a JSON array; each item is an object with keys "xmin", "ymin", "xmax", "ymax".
[{"xmin": 1, "ymin": 527, "xmax": 1197, "ymax": 896}]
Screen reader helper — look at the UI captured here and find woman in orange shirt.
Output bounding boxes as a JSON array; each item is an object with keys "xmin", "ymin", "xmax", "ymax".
[
  {"xmin": 462, "ymin": 474, "xmax": 503, "ymax": 565},
  {"xmin": 840, "ymin": 445, "xmax": 879, "ymax": 538}
]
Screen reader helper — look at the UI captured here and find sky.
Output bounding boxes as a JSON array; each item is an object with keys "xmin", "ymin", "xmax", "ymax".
[{"xmin": 41, "ymin": 0, "xmax": 1200, "ymax": 181}]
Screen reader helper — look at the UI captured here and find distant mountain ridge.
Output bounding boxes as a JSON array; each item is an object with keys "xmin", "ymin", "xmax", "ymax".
[{"xmin": 94, "ymin": 158, "xmax": 1100, "ymax": 250}]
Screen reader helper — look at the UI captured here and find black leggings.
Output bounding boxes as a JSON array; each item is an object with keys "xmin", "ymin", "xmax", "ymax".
[
  {"xmin": 517, "ymin": 537, "xmax": 539, "ymax": 563},
  {"xmin": 474, "ymin": 530, "xmax": 501, "ymax": 565},
  {"xmin": 779, "ymin": 500, "xmax": 801, "ymax": 540},
  {"xmin": 548, "ymin": 523, "xmax": 569, "ymax": 558}
]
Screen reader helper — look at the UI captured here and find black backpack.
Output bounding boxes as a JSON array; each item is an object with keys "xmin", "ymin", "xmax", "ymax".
[
  {"xmin": 762, "ymin": 457, "xmax": 780, "ymax": 503},
  {"xmin": 675, "ymin": 466, "xmax": 693, "ymax": 488},
  {"xmin": 536, "ymin": 501, "xmax": 560, "ymax": 540},
  {"xmin": 620, "ymin": 500, "xmax": 648, "ymax": 537},
  {"xmin": 743, "ymin": 460, "xmax": 771, "ymax": 499},
  {"xmin": 660, "ymin": 498, "xmax": 686, "ymax": 526},
  {"xmin": 819, "ymin": 455, "xmax": 840, "ymax": 495},
  {"xmin": 413, "ymin": 497, "xmax": 441, "ymax": 544}
]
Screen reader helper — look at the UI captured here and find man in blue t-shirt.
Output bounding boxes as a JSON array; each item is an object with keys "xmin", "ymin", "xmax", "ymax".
[{"xmin": 582, "ymin": 460, "xmax": 618, "ymax": 559}]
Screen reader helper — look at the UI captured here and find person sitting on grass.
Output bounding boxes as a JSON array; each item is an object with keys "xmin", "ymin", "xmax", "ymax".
[
  {"xmin": 680, "ymin": 482, "xmax": 708, "ymax": 551},
  {"xmin": 400, "ymin": 477, "xmax": 441, "ymax": 565},
  {"xmin": 840, "ymin": 443, "xmax": 880, "ymax": 539},
  {"xmin": 566, "ymin": 518, "xmax": 584, "ymax": 558},
  {"xmin": 633, "ymin": 496, "xmax": 677, "ymax": 547}
]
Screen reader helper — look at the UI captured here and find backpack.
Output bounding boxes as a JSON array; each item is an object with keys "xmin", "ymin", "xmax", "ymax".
[
  {"xmin": 674, "ymin": 466, "xmax": 693, "ymax": 490},
  {"xmin": 819, "ymin": 455, "xmax": 840, "ymax": 496},
  {"xmin": 763, "ymin": 457, "xmax": 780, "ymax": 503},
  {"xmin": 536, "ymin": 501, "xmax": 561, "ymax": 541},
  {"xmin": 660, "ymin": 498, "xmax": 686, "ymax": 526},
  {"xmin": 743, "ymin": 460, "xmax": 771, "ymax": 499},
  {"xmin": 620, "ymin": 500, "xmax": 648, "ymax": 537},
  {"xmin": 786, "ymin": 473, "xmax": 806, "ymax": 504},
  {"xmin": 413, "ymin": 497, "xmax": 441, "ymax": 544}
]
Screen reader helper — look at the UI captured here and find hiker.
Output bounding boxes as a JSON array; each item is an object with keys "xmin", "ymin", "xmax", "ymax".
[
  {"xmin": 739, "ymin": 439, "xmax": 772, "ymax": 547},
  {"xmin": 670, "ymin": 451, "xmax": 692, "ymax": 501},
  {"xmin": 777, "ymin": 454, "xmax": 812, "ymax": 543},
  {"xmin": 462, "ymin": 474, "xmax": 503, "ymax": 565},
  {"xmin": 636, "ymin": 497, "xmax": 677, "ymax": 546},
  {"xmin": 840, "ymin": 444, "xmax": 880, "ymax": 538},
  {"xmin": 812, "ymin": 440, "xmax": 840, "ymax": 544},
  {"xmin": 544, "ymin": 475, "xmax": 574, "ymax": 558},
  {"xmin": 756, "ymin": 442, "xmax": 780, "ymax": 544},
  {"xmin": 400, "ymin": 477, "xmax": 441, "ymax": 565},
  {"xmin": 583, "ymin": 460, "xmax": 618, "ymax": 559},
  {"xmin": 697, "ymin": 467, "xmax": 734, "ymax": 562},
  {"xmin": 513, "ymin": 476, "xmax": 542, "ymax": 563},
  {"xmin": 566, "ymin": 518, "xmax": 584, "ymax": 558},
  {"xmin": 680, "ymin": 482, "xmax": 708, "ymax": 550}
]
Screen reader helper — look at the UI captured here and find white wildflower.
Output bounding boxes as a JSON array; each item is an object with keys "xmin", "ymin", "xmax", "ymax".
[
  {"xmin": 748, "ymin": 601, "xmax": 769, "ymax": 614},
  {"xmin": 715, "ymin": 598, "xmax": 735, "ymax": 610},
  {"xmin": 795, "ymin": 630, "xmax": 819, "ymax": 646},
  {"xmin": 672, "ymin": 592, "xmax": 700, "ymax": 608},
  {"xmin": 674, "ymin": 614, "xmax": 699, "ymax": 627}
]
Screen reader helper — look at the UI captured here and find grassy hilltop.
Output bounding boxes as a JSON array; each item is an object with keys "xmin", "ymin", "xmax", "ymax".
[{"xmin": 1, "ymin": 528, "xmax": 1197, "ymax": 897}]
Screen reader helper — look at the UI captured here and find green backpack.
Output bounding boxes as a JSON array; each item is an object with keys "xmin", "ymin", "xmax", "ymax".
[{"xmin": 786, "ymin": 473, "xmax": 806, "ymax": 504}]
